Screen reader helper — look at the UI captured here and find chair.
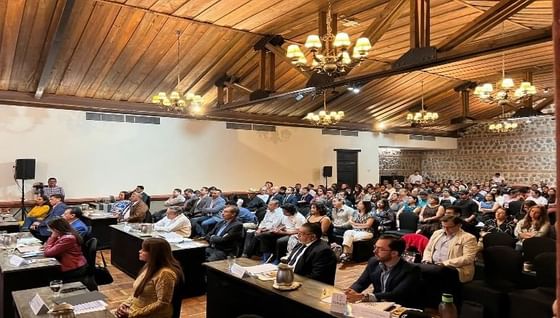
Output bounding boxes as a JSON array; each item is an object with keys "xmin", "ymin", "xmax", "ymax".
[
  {"xmin": 385, "ymin": 212, "xmax": 418, "ymax": 237},
  {"xmin": 401, "ymin": 233, "xmax": 429, "ymax": 256},
  {"xmin": 522, "ymin": 236, "xmax": 555, "ymax": 262},
  {"xmin": 482, "ymin": 232, "xmax": 516, "ymax": 249},
  {"xmin": 351, "ymin": 237, "xmax": 375, "ymax": 262},
  {"xmin": 508, "ymin": 252, "xmax": 556, "ymax": 318},
  {"xmin": 463, "ymin": 246, "xmax": 523, "ymax": 318},
  {"xmin": 171, "ymin": 279, "xmax": 184, "ymax": 318},
  {"xmin": 143, "ymin": 211, "xmax": 153, "ymax": 223},
  {"xmin": 82, "ymin": 237, "xmax": 99, "ymax": 291}
]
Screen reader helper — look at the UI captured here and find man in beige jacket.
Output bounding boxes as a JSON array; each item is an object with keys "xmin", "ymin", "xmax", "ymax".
[{"xmin": 420, "ymin": 214, "xmax": 478, "ymax": 306}]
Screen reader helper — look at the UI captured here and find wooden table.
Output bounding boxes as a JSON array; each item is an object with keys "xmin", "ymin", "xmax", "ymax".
[
  {"xmin": 82, "ymin": 213, "xmax": 118, "ymax": 250},
  {"xmin": 110, "ymin": 224, "xmax": 208, "ymax": 297},
  {"xmin": 0, "ymin": 243, "xmax": 60, "ymax": 318},
  {"xmin": 0, "ymin": 221, "xmax": 19, "ymax": 233},
  {"xmin": 12, "ymin": 282, "xmax": 114, "ymax": 317},
  {"xmin": 204, "ymin": 258, "xmax": 345, "ymax": 318}
]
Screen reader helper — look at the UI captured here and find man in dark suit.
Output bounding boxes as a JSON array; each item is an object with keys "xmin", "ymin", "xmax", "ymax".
[
  {"xmin": 345, "ymin": 235, "xmax": 421, "ymax": 307},
  {"xmin": 285, "ymin": 223, "xmax": 337, "ymax": 285},
  {"xmin": 30, "ymin": 194, "xmax": 68, "ymax": 242},
  {"xmin": 205, "ymin": 205, "xmax": 244, "ymax": 261}
]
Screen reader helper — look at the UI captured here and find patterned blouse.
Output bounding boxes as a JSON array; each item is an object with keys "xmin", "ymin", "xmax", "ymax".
[
  {"xmin": 352, "ymin": 211, "xmax": 375, "ymax": 232},
  {"xmin": 482, "ymin": 218, "xmax": 516, "ymax": 237}
]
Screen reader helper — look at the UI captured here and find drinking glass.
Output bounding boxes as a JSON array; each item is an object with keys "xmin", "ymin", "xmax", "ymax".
[
  {"xmin": 6, "ymin": 234, "xmax": 17, "ymax": 254},
  {"xmin": 50, "ymin": 280, "xmax": 63, "ymax": 298},
  {"xmin": 227, "ymin": 256, "xmax": 236, "ymax": 271}
]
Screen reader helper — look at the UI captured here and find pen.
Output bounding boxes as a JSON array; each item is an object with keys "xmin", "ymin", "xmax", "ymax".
[{"xmin": 264, "ymin": 254, "xmax": 274, "ymax": 263}]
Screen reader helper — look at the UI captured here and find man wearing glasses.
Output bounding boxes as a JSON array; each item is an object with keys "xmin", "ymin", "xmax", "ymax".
[
  {"xmin": 420, "ymin": 214, "xmax": 478, "ymax": 306},
  {"xmin": 284, "ymin": 223, "xmax": 337, "ymax": 284},
  {"xmin": 344, "ymin": 235, "xmax": 421, "ymax": 307}
]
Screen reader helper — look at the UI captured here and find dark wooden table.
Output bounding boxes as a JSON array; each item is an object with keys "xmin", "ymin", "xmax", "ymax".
[
  {"xmin": 109, "ymin": 224, "xmax": 208, "ymax": 297},
  {"xmin": 0, "ymin": 249, "xmax": 60, "ymax": 318},
  {"xmin": 204, "ymin": 258, "xmax": 345, "ymax": 318},
  {"xmin": 82, "ymin": 213, "xmax": 118, "ymax": 250},
  {"xmin": 12, "ymin": 282, "xmax": 114, "ymax": 317}
]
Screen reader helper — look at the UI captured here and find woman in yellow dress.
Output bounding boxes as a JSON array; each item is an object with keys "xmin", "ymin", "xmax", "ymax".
[
  {"xmin": 21, "ymin": 195, "xmax": 50, "ymax": 230},
  {"xmin": 116, "ymin": 238, "xmax": 183, "ymax": 318}
]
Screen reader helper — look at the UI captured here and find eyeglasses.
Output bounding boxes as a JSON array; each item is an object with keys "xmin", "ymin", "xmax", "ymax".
[
  {"xmin": 298, "ymin": 232, "xmax": 312, "ymax": 236},
  {"xmin": 374, "ymin": 246, "xmax": 392, "ymax": 252}
]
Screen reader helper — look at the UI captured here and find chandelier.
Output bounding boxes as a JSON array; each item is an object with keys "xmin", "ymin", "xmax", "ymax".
[
  {"xmin": 406, "ymin": 81, "xmax": 439, "ymax": 125},
  {"xmin": 304, "ymin": 91, "xmax": 344, "ymax": 125},
  {"xmin": 151, "ymin": 30, "xmax": 203, "ymax": 114},
  {"xmin": 285, "ymin": 0, "xmax": 371, "ymax": 76},
  {"xmin": 488, "ymin": 104, "xmax": 518, "ymax": 133},
  {"xmin": 473, "ymin": 24, "xmax": 536, "ymax": 105}
]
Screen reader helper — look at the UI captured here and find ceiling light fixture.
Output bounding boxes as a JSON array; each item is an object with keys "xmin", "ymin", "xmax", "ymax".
[
  {"xmin": 151, "ymin": 30, "xmax": 203, "ymax": 114},
  {"xmin": 488, "ymin": 104, "xmax": 518, "ymax": 133},
  {"xmin": 286, "ymin": 0, "xmax": 371, "ymax": 77},
  {"xmin": 406, "ymin": 81, "xmax": 439, "ymax": 125},
  {"xmin": 304, "ymin": 91, "xmax": 345, "ymax": 126}
]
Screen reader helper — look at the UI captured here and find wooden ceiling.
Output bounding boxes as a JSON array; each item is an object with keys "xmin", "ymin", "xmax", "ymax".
[{"xmin": 0, "ymin": 0, "xmax": 554, "ymax": 135}]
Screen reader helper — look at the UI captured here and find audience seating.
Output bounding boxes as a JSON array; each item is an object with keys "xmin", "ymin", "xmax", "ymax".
[
  {"xmin": 482, "ymin": 232, "xmax": 516, "ymax": 249},
  {"xmin": 351, "ymin": 237, "xmax": 375, "ymax": 262},
  {"xmin": 401, "ymin": 233, "xmax": 429, "ymax": 256},
  {"xmin": 172, "ymin": 279, "xmax": 184, "ymax": 318},
  {"xmin": 463, "ymin": 246, "xmax": 523, "ymax": 318},
  {"xmin": 143, "ymin": 211, "xmax": 153, "ymax": 223},
  {"xmin": 385, "ymin": 212, "xmax": 418, "ymax": 237},
  {"xmin": 81, "ymin": 237, "xmax": 99, "ymax": 291},
  {"xmin": 508, "ymin": 252, "xmax": 555, "ymax": 318},
  {"xmin": 522, "ymin": 237, "xmax": 555, "ymax": 263}
]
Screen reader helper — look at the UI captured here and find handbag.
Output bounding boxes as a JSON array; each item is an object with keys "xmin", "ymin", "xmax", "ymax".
[{"xmin": 94, "ymin": 251, "xmax": 114, "ymax": 285}]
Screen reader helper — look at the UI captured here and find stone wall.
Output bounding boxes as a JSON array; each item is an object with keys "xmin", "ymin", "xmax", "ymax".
[
  {"xmin": 379, "ymin": 117, "xmax": 556, "ymax": 185},
  {"xmin": 379, "ymin": 149, "xmax": 423, "ymax": 178}
]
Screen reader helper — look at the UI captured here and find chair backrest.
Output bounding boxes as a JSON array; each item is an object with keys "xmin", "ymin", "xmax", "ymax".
[
  {"xmin": 482, "ymin": 245, "xmax": 523, "ymax": 289},
  {"xmin": 83, "ymin": 238, "xmax": 98, "ymax": 274},
  {"xmin": 171, "ymin": 279, "xmax": 184, "ymax": 318},
  {"xmin": 482, "ymin": 232, "xmax": 516, "ymax": 249},
  {"xmin": 399, "ymin": 212, "xmax": 419, "ymax": 232},
  {"xmin": 143, "ymin": 211, "xmax": 153, "ymax": 223},
  {"xmin": 534, "ymin": 252, "xmax": 556, "ymax": 288},
  {"xmin": 522, "ymin": 236, "xmax": 555, "ymax": 262},
  {"xmin": 402, "ymin": 233, "xmax": 429, "ymax": 255}
]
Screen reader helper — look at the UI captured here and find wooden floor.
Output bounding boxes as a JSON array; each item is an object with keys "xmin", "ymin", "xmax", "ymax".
[{"xmin": 98, "ymin": 251, "xmax": 369, "ymax": 318}]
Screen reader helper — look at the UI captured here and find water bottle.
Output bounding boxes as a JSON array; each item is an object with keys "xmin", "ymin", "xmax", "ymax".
[{"xmin": 438, "ymin": 293, "xmax": 458, "ymax": 318}]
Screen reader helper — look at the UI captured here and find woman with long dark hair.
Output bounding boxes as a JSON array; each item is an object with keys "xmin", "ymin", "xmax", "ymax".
[
  {"xmin": 43, "ymin": 217, "xmax": 87, "ymax": 281},
  {"xmin": 514, "ymin": 205, "xmax": 551, "ymax": 247},
  {"xmin": 116, "ymin": 238, "xmax": 183, "ymax": 318},
  {"xmin": 340, "ymin": 200, "xmax": 376, "ymax": 262}
]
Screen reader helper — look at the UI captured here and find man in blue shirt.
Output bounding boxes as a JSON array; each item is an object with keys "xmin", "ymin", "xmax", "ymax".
[{"xmin": 62, "ymin": 207, "xmax": 89, "ymax": 237}]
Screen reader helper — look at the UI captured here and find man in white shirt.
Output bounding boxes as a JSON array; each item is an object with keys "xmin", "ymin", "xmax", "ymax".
[
  {"xmin": 153, "ymin": 188, "xmax": 186, "ymax": 222},
  {"xmin": 259, "ymin": 203, "xmax": 306, "ymax": 263},
  {"xmin": 526, "ymin": 189, "xmax": 549, "ymax": 206},
  {"xmin": 154, "ymin": 206, "xmax": 191, "ymax": 237},
  {"xmin": 242, "ymin": 199, "xmax": 283, "ymax": 258},
  {"xmin": 408, "ymin": 171, "xmax": 423, "ymax": 184},
  {"xmin": 491, "ymin": 173, "xmax": 505, "ymax": 185}
]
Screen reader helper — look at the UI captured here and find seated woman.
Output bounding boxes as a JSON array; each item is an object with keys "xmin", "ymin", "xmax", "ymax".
[
  {"xmin": 514, "ymin": 205, "xmax": 551, "ymax": 248},
  {"xmin": 306, "ymin": 201, "xmax": 332, "ymax": 241},
  {"xmin": 479, "ymin": 193, "xmax": 500, "ymax": 222},
  {"xmin": 479, "ymin": 207, "xmax": 516, "ymax": 247},
  {"xmin": 43, "ymin": 218, "xmax": 88, "ymax": 282},
  {"xmin": 417, "ymin": 195, "xmax": 445, "ymax": 237},
  {"xmin": 116, "ymin": 238, "xmax": 183, "ymax": 318},
  {"xmin": 153, "ymin": 206, "xmax": 191, "ymax": 237},
  {"xmin": 111, "ymin": 191, "xmax": 131, "ymax": 216},
  {"xmin": 340, "ymin": 200, "xmax": 376, "ymax": 262},
  {"xmin": 372, "ymin": 199, "xmax": 395, "ymax": 233},
  {"xmin": 21, "ymin": 195, "xmax": 50, "ymax": 230}
]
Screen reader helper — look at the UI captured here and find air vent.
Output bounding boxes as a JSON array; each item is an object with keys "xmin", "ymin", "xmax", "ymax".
[
  {"xmin": 423, "ymin": 135, "xmax": 435, "ymax": 141},
  {"xmin": 253, "ymin": 124, "xmax": 276, "ymax": 132},
  {"xmin": 322, "ymin": 128, "xmax": 340, "ymax": 135},
  {"xmin": 340, "ymin": 130, "xmax": 358, "ymax": 137},
  {"xmin": 226, "ymin": 122, "xmax": 252, "ymax": 130},
  {"xmin": 86, "ymin": 112, "xmax": 159, "ymax": 125},
  {"xmin": 409, "ymin": 134, "xmax": 423, "ymax": 140}
]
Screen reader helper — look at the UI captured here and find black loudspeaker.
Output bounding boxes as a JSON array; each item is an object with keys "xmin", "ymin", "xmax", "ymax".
[
  {"xmin": 15, "ymin": 159, "xmax": 36, "ymax": 180},
  {"xmin": 322, "ymin": 166, "xmax": 333, "ymax": 178}
]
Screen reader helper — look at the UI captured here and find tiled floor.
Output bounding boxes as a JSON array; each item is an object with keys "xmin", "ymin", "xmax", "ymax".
[{"xmin": 98, "ymin": 251, "xmax": 369, "ymax": 318}]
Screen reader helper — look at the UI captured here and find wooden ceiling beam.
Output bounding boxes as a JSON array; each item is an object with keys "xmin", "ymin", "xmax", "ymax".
[
  {"xmin": 264, "ymin": 43, "xmax": 311, "ymax": 79},
  {"xmin": 437, "ymin": 0, "xmax": 535, "ymax": 52},
  {"xmin": 533, "ymin": 95, "xmax": 554, "ymax": 111},
  {"xmin": 410, "ymin": 0, "xmax": 430, "ymax": 49},
  {"xmin": 360, "ymin": 0, "xmax": 408, "ymax": 49},
  {"xmin": 34, "ymin": 0, "xmax": 76, "ymax": 99},
  {"xmin": 451, "ymin": 0, "xmax": 531, "ymax": 30}
]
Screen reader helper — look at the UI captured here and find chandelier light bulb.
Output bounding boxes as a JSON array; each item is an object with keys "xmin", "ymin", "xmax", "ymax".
[
  {"xmin": 500, "ymin": 78, "xmax": 514, "ymax": 89},
  {"xmin": 304, "ymin": 35, "xmax": 322, "ymax": 49}
]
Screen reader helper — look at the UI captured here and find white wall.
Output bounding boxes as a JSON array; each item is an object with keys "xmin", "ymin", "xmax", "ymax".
[{"xmin": 0, "ymin": 105, "xmax": 457, "ymax": 199}]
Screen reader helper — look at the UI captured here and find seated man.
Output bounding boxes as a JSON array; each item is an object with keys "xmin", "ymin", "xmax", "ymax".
[
  {"xmin": 284, "ymin": 223, "xmax": 337, "ymax": 285},
  {"xmin": 420, "ymin": 215, "xmax": 478, "ymax": 306},
  {"xmin": 205, "ymin": 205, "xmax": 244, "ymax": 261},
  {"xmin": 152, "ymin": 188, "xmax": 186, "ymax": 222},
  {"xmin": 345, "ymin": 235, "xmax": 421, "ymax": 307},
  {"xmin": 154, "ymin": 206, "xmax": 192, "ymax": 237},
  {"xmin": 192, "ymin": 189, "xmax": 226, "ymax": 236},
  {"xmin": 62, "ymin": 207, "xmax": 89, "ymax": 237},
  {"xmin": 122, "ymin": 191, "xmax": 148, "ymax": 223},
  {"xmin": 259, "ymin": 203, "xmax": 306, "ymax": 263},
  {"xmin": 30, "ymin": 194, "xmax": 67, "ymax": 242},
  {"xmin": 242, "ymin": 199, "xmax": 283, "ymax": 258}
]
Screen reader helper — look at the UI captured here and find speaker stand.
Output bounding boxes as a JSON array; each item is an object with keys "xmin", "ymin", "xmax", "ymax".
[
  {"xmin": 324, "ymin": 176, "xmax": 328, "ymax": 188},
  {"xmin": 15, "ymin": 178, "xmax": 27, "ymax": 221}
]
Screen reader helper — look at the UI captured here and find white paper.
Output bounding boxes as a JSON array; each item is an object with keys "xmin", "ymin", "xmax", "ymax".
[
  {"xmin": 9, "ymin": 255, "xmax": 28, "ymax": 266},
  {"xmin": 158, "ymin": 232, "xmax": 184, "ymax": 243},
  {"xmin": 73, "ymin": 300, "xmax": 108, "ymax": 314},
  {"xmin": 330, "ymin": 293, "xmax": 347, "ymax": 314},
  {"xmin": 123, "ymin": 225, "xmax": 132, "ymax": 232},
  {"xmin": 29, "ymin": 293, "xmax": 49, "ymax": 315},
  {"xmin": 351, "ymin": 302, "xmax": 393, "ymax": 318},
  {"xmin": 230, "ymin": 263, "xmax": 246, "ymax": 278},
  {"xmin": 243, "ymin": 263, "xmax": 277, "ymax": 275}
]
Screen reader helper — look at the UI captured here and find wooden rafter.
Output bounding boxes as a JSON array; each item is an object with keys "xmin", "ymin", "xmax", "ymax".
[
  {"xmin": 361, "ymin": 0, "xmax": 408, "ymax": 45},
  {"xmin": 34, "ymin": 0, "xmax": 76, "ymax": 99},
  {"xmin": 264, "ymin": 43, "xmax": 311, "ymax": 79},
  {"xmin": 534, "ymin": 95, "xmax": 554, "ymax": 111},
  {"xmin": 410, "ymin": 0, "xmax": 430, "ymax": 49},
  {"xmin": 438, "ymin": 0, "xmax": 535, "ymax": 52}
]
